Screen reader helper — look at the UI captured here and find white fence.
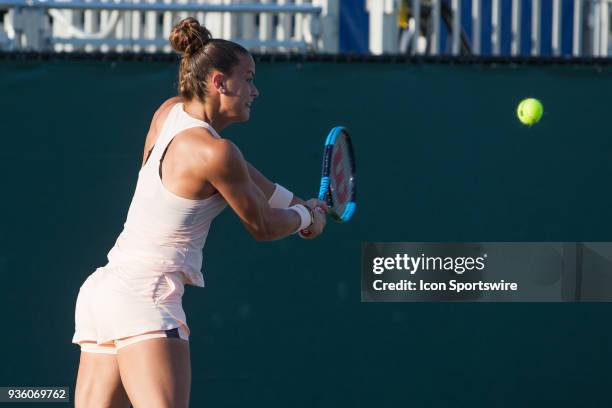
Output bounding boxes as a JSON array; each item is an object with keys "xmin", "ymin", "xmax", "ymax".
[
  {"xmin": 1, "ymin": 0, "xmax": 611, "ymax": 56},
  {"xmin": 0, "ymin": 0, "xmax": 339, "ymax": 53},
  {"xmin": 368, "ymin": 0, "xmax": 612, "ymax": 57}
]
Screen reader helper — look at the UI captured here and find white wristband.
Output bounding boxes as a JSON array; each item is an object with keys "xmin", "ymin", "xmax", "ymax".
[
  {"xmin": 288, "ymin": 204, "xmax": 313, "ymax": 233},
  {"xmin": 268, "ymin": 183, "xmax": 294, "ymax": 209}
]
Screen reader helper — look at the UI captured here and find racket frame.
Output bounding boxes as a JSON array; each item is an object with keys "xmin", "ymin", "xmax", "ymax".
[{"xmin": 318, "ymin": 126, "xmax": 357, "ymax": 222}]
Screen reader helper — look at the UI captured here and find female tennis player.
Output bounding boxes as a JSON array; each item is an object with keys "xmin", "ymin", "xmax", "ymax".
[{"xmin": 72, "ymin": 17, "xmax": 327, "ymax": 408}]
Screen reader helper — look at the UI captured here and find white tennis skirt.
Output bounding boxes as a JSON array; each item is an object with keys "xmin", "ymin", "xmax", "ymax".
[{"xmin": 72, "ymin": 264, "xmax": 190, "ymax": 346}]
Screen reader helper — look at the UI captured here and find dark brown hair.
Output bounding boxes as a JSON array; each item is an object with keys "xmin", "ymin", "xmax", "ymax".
[{"xmin": 169, "ymin": 17, "xmax": 249, "ymax": 101}]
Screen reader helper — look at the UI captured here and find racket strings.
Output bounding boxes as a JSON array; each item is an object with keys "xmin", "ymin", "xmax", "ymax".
[{"xmin": 329, "ymin": 136, "xmax": 353, "ymax": 216}]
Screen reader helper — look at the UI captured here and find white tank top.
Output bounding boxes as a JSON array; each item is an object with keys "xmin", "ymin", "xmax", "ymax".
[{"xmin": 106, "ymin": 103, "xmax": 227, "ymax": 287}]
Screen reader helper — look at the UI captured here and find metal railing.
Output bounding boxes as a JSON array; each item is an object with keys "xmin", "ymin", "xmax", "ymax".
[
  {"xmin": 368, "ymin": 0, "xmax": 612, "ymax": 57},
  {"xmin": 2, "ymin": 0, "xmax": 610, "ymax": 57},
  {"xmin": 0, "ymin": 0, "xmax": 339, "ymax": 53}
]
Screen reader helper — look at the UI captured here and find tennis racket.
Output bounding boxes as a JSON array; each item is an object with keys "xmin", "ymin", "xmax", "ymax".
[{"xmin": 318, "ymin": 126, "xmax": 357, "ymax": 222}]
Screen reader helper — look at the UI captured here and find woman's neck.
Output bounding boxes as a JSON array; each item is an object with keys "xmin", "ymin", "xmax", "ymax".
[{"xmin": 183, "ymin": 99, "xmax": 228, "ymax": 133}]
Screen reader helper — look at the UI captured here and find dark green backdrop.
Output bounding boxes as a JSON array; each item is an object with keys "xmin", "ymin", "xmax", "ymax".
[{"xmin": 1, "ymin": 58, "xmax": 612, "ymax": 407}]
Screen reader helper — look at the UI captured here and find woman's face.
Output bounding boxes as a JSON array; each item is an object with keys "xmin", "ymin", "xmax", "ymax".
[{"xmin": 221, "ymin": 54, "xmax": 259, "ymax": 123}]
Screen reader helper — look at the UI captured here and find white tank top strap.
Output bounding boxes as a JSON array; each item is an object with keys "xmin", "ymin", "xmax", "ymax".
[
  {"xmin": 145, "ymin": 103, "xmax": 180, "ymax": 165},
  {"xmin": 147, "ymin": 103, "xmax": 221, "ymax": 168},
  {"xmin": 176, "ymin": 103, "xmax": 222, "ymax": 139}
]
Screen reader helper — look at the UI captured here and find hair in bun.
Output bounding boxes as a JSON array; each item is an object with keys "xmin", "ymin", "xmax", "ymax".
[
  {"xmin": 170, "ymin": 17, "xmax": 250, "ymax": 101},
  {"xmin": 169, "ymin": 17, "xmax": 212, "ymax": 57}
]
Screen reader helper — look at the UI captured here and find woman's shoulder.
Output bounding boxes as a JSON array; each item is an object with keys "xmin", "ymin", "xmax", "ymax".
[
  {"xmin": 175, "ymin": 130, "xmax": 241, "ymax": 176},
  {"xmin": 176, "ymin": 126, "xmax": 233, "ymax": 155}
]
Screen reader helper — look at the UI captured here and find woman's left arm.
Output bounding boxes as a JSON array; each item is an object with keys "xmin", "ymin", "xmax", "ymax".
[{"xmin": 245, "ymin": 161, "xmax": 306, "ymax": 206}]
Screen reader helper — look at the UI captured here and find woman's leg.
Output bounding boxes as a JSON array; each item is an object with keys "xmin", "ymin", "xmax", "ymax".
[
  {"xmin": 116, "ymin": 335, "xmax": 191, "ymax": 408},
  {"xmin": 75, "ymin": 346, "xmax": 131, "ymax": 408}
]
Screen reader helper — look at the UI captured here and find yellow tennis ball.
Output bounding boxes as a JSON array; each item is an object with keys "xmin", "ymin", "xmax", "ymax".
[{"xmin": 517, "ymin": 98, "xmax": 543, "ymax": 125}]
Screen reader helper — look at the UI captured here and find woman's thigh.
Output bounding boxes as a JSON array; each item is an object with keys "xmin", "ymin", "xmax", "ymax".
[
  {"xmin": 75, "ymin": 349, "xmax": 131, "ymax": 408},
  {"xmin": 116, "ymin": 337, "xmax": 191, "ymax": 408}
]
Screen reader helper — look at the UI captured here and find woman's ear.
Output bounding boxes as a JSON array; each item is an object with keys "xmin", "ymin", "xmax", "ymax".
[{"xmin": 211, "ymin": 72, "xmax": 226, "ymax": 94}]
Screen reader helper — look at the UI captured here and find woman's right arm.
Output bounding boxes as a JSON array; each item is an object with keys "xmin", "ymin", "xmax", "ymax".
[{"xmin": 205, "ymin": 139, "xmax": 326, "ymax": 241}]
